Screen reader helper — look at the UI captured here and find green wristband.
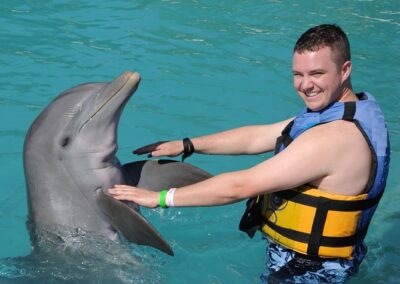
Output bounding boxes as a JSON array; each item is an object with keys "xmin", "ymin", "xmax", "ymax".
[{"xmin": 159, "ymin": 190, "xmax": 168, "ymax": 208}]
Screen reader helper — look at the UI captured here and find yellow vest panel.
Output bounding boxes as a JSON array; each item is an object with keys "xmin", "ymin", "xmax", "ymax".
[{"xmin": 261, "ymin": 186, "xmax": 368, "ymax": 259}]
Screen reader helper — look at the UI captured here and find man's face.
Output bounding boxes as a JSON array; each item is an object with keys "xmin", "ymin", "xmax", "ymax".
[{"xmin": 292, "ymin": 46, "xmax": 345, "ymax": 111}]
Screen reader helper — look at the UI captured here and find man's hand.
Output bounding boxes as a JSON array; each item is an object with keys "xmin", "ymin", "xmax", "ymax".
[
  {"xmin": 108, "ymin": 185, "xmax": 160, "ymax": 208},
  {"xmin": 132, "ymin": 140, "xmax": 184, "ymax": 158}
]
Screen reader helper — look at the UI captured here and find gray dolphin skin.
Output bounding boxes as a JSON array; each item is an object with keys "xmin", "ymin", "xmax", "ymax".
[{"xmin": 23, "ymin": 71, "xmax": 212, "ymax": 256}]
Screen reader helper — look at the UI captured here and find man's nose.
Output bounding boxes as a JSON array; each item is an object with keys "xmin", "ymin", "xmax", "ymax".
[{"xmin": 301, "ymin": 76, "xmax": 314, "ymax": 92}]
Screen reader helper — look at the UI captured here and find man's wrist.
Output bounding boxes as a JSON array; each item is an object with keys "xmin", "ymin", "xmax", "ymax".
[{"xmin": 182, "ymin": 137, "xmax": 195, "ymax": 161}]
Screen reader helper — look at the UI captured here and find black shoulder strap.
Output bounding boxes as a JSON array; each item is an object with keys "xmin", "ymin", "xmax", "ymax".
[
  {"xmin": 274, "ymin": 120, "xmax": 294, "ymax": 154},
  {"xmin": 342, "ymin": 101, "xmax": 356, "ymax": 121},
  {"xmin": 342, "ymin": 101, "xmax": 377, "ymax": 194}
]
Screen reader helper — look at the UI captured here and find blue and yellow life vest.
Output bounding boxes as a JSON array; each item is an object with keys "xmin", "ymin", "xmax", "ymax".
[{"xmin": 239, "ymin": 92, "xmax": 390, "ymax": 259}]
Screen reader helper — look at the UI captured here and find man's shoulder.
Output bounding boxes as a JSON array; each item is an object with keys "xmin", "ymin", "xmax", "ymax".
[
  {"xmin": 294, "ymin": 120, "xmax": 367, "ymax": 150},
  {"xmin": 307, "ymin": 120, "xmax": 359, "ymax": 137}
]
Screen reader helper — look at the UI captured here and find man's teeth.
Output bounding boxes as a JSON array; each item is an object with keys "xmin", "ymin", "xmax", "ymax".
[{"xmin": 305, "ymin": 92, "xmax": 319, "ymax": 97}]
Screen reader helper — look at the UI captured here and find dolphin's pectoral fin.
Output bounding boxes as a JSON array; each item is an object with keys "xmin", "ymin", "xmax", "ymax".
[
  {"xmin": 96, "ymin": 190, "xmax": 174, "ymax": 256},
  {"xmin": 122, "ymin": 159, "xmax": 213, "ymax": 190}
]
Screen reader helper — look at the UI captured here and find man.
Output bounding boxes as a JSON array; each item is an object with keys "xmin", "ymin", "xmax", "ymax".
[{"xmin": 109, "ymin": 24, "xmax": 390, "ymax": 283}]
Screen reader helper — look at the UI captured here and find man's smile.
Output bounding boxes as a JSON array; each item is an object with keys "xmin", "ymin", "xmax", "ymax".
[{"xmin": 304, "ymin": 91, "xmax": 321, "ymax": 98}]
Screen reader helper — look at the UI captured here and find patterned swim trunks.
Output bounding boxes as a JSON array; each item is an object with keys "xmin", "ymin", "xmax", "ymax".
[{"xmin": 260, "ymin": 242, "xmax": 367, "ymax": 283}]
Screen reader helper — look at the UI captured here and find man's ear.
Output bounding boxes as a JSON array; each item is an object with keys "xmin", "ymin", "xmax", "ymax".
[{"xmin": 341, "ymin": 60, "xmax": 352, "ymax": 83}]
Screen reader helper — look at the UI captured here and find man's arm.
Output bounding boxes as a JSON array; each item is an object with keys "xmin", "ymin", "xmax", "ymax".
[
  {"xmin": 169, "ymin": 120, "xmax": 371, "ymax": 206},
  {"xmin": 134, "ymin": 118, "xmax": 294, "ymax": 158},
  {"xmin": 191, "ymin": 118, "xmax": 293, "ymax": 155},
  {"xmin": 111, "ymin": 122, "xmax": 354, "ymax": 207},
  {"xmin": 170, "ymin": 125, "xmax": 332, "ymax": 206}
]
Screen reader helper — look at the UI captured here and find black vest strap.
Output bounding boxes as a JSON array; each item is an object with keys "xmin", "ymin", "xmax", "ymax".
[
  {"xmin": 274, "ymin": 189, "xmax": 383, "ymax": 212},
  {"xmin": 307, "ymin": 197, "xmax": 330, "ymax": 255},
  {"xmin": 274, "ymin": 120, "xmax": 294, "ymax": 154},
  {"xmin": 342, "ymin": 101, "xmax": 378, "ymax": 195},
  {"xmin": 342, "ymin": 101, "xmax": 356, "ymax": 121},
  {"xmin": 263, "ymin": 216, "xmax": 371, "ymax": 251},
  {"xmin": 239, "ymin": 196, "xmax": 264, "ymax": 238}
]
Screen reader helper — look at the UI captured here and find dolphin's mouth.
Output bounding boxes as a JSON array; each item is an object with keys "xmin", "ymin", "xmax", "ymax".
[{"xmin": 79, "ymin": 72, "xmax": 140, "ymax": 132}]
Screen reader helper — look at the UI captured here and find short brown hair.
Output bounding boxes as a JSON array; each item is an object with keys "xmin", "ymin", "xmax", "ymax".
[{"xmin": 294, "ymin": 24, "xmax": 351, "ymax": 66}]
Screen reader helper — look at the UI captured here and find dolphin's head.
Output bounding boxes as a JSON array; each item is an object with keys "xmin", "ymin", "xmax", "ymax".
[
  {"xmin": 57, "ymin": 71, "xmax": 140, "ymax": 158},
  {"xmin": 24, "ymin": 71, "xmax": 141, "ymax": 199}
]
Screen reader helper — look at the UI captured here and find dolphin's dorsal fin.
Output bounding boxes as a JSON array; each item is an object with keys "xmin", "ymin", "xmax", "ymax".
[{"xmin": 96, "ymin": 190, "xmax": 174, "ymax": 256}]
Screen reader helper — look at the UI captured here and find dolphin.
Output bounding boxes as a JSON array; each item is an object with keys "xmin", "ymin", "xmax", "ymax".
[{"xmin": 23, "ymin": 71, "xmax": 212, "ymax": 257}]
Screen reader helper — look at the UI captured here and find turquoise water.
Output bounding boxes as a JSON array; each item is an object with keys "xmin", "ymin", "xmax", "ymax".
[{"xmin": 0, "ymin": 0, "xmax": 399, "ymax": 283}]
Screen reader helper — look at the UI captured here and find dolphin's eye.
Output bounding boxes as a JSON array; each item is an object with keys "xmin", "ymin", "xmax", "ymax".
[{"xmin": 60, "ymin": 137, "xmax": 70, "ymax": 148}]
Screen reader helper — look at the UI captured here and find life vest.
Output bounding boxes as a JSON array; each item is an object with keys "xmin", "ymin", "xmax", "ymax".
[{"xmin": 239, "ymin": 92, "xmax": 390, "ymax": 259}]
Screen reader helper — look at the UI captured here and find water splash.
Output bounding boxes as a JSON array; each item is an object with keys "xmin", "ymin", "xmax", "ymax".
[{"xmin": 0, "ymin": 224, "xmax": 162, "ymax": 283}]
